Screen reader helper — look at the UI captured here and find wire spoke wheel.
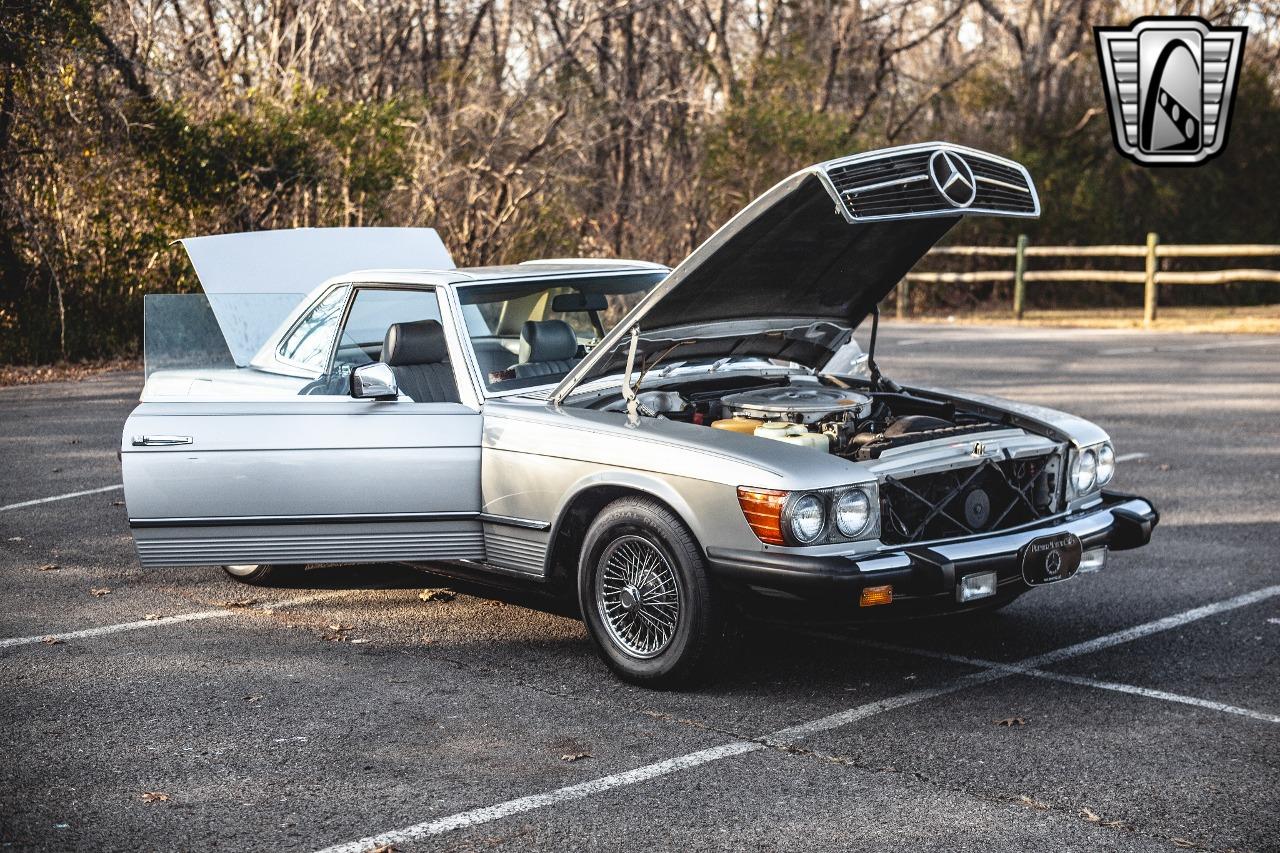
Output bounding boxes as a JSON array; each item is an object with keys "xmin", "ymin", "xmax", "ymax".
[{"xmin": 595, "ymin": 534, "xmax": 681, "ymax": 659}]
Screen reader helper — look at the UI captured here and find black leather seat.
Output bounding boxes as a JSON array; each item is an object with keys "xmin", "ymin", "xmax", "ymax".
[
  {"xmin": 471, "ymin": 338, "xmax": 518, "ymax": 378},
  {"xmin": 515, "ymin": 319, "xmax": 581, "ymax": 379},
  {"xmin": 381, "ymin": 319, "xmax": 461, "ymax": 403}
]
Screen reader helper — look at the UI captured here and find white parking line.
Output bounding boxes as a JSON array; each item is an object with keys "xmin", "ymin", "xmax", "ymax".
[
  {"xmin": 0, "ymin": 590, "xmax": 374, "ymax": 649},
  {"xmin": 0, "ymin": 483, "xmax": 123, "ymax": 512},
  {"xmin": 316, "ymin": 741, "xmax": 765, "ymax": 852},
  {"xmin": 1027, "ymin": 669, "xmax": 1280, "ymax": 724},
  {"xmin": 1101, "ymin": 339, "xmax": 1279, "ymax": 356},
  {"xmin": 0, "ymin": 609, "xmax": 225, "ymax": 648},
  {"xmin": 1186, "ymin": 339, "xmax": 1280, "ymax": 352},
  {"xmin": 847, "ymin": 637, "xmax": 1280, "ymax": 725},
  {"xmin": 314, "ymin": 675, "xmax": 1010, "ymax": 853},
  {"xmin": 1023, "ymin": 583, "xmax": 1280, "ymax": 667},
  {"xmin": 310, "ymin": 583, "xmax": 1280, "ymax": 852},
  {"xmin": 1114, "ymin": 452, "xmax": 1147, "ymax": 462}
]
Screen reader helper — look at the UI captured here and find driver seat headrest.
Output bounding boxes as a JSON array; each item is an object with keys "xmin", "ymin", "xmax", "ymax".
[
  {"xmin": 383, "ymin": 319, "xmax": 449, "ymax": 366},
  {"xmin": 520, "ymin": 319, "xmax": 578, "ymax": 363}
]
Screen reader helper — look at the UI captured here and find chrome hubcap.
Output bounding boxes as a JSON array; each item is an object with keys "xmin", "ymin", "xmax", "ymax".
[{"xmin": 595, "ymin": 535, "xmax": 680, "ymax": 659}]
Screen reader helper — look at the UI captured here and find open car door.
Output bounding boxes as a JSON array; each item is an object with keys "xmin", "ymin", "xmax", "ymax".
[{"xmin": 122, "ymin": 232, "xmax": 484, "ymax": 569}]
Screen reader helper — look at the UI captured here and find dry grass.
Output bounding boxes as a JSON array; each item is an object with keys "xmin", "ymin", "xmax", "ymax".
[
  {"xmin": 893, "ymin": 304, "xmax": 1280, "ymax": 334},
  {"xmin": 0, "ymin": 357, "xmax": 141, "ymax": 388}
]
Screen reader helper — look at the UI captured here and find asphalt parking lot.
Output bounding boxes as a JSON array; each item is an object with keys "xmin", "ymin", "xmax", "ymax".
[{"xmin": 2, "ymin": 323, "xmax": 1279, "ymax": 853}]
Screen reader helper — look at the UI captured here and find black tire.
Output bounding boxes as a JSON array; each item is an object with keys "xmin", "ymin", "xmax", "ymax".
[
  {"xmin": 221, "ymin": 564, "xmax": 304, "ymax": 586},
  {"xmin": 577, "ymin": 497, "xmax": 730, "ymax": 688}
]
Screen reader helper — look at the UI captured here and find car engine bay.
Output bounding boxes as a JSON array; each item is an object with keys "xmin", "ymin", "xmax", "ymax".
[
  {"xmin": 601, "ymin": 378, "xmax": 1013, "ymax": 461},
  {"xmin": 595, "ymin": 375, "xmax": 1068, "ymax": 544}
]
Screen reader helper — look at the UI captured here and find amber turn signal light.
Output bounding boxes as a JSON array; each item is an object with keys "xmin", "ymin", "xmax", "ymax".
[
  {"xmin": 736, "ymin": 486, "xmax": 788, "ymax": 546},
  {"xmin": 859, "ymin": 585, "xmax": 893, "ymax": 607}
]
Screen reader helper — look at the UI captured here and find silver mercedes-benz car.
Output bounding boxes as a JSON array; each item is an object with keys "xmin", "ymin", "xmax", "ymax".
[{"xmin": 121, "ymin": 142, "xmax": 1158, "ymax": 687}]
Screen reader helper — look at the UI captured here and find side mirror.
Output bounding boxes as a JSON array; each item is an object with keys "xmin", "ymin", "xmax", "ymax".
[{"xmin": 350, "ymin": 362, "xmax": 400, "ymax": 400}]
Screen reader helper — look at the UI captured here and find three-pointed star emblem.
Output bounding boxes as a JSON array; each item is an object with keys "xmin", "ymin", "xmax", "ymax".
[{"xmin": 928, "ymin": 150, "xmax": 977, "ymax": 207}]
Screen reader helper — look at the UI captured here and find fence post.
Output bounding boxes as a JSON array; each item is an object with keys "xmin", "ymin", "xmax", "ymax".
[
  {"xmin": 1144, "ymin": 232, "xmax": 1159, "ymax": 327},
  {"xmin": 897, "ymin": 278, "xmax": 910, "ymax": 319},
  {"xmin": 1013, "ymin": 234, "xmax": 1028, "ymax": 320}
]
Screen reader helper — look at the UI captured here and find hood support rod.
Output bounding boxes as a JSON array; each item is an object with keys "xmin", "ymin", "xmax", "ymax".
[
  {"xmin": 867, "ymin": 305, "xmax": 883, "ymax": 389},
  {"xmin": 866, "ymin": 305, "xmax": 900, "ymax": 393},
  {"xmin": 621, "ymin": 326, "xmax": 642, "ymax": 426}
]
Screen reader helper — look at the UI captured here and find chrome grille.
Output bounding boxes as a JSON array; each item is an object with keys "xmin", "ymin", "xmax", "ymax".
[{"xmin": 821, "ymin": 144, "xmax": 1039, "ymax": 221}]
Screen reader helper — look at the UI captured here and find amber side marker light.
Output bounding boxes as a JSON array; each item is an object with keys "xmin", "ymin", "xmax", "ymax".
[
  {"xmin": 736, "ymin": 486, "xmax": 788, "ymax": 546},
  {"xmin": 860, "ymin": 585, "xmax": 894, "ymax": 607}
]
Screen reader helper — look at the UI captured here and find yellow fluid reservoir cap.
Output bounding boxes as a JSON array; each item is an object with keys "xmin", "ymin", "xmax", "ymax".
[{"xmin": 710, "ymin": 417, "xmax": 763, "ymax": 434}]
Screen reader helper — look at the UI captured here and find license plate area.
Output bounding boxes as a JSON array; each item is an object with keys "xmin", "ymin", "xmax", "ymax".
[{"xmin": 1020, "ymin": 532, "xmax": 1083, "ymax": 585}]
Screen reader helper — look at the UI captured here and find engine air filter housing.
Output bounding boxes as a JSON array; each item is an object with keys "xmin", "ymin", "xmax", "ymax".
[{"xmin": 721, "ymin": 387, "xmax": 872, "ymax": 425}]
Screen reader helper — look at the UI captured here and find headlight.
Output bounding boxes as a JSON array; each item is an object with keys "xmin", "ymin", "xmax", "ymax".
[
  {"xmin": 787, "ymin": 494, "xmax": 826, "ymax": 544},
  {"xmin": 1096, "ymin": 443, "xmax": 1115, "ymax": 486},
  {"xmin": 1072, "ymin": 448, "xmax": 1097, "ymax": 494},
  {"xmin": 737, "ymin": 484, "xmax": 877, "ymax": 546},
  {"xmin": 834, "ymin": 488, "xmax": 872, "ymax": 537}
]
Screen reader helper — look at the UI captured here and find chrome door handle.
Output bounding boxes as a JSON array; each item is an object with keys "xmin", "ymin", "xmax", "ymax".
[{"xmin": 132, "ymin": 435, "xmax": 193, "ymax": 447}]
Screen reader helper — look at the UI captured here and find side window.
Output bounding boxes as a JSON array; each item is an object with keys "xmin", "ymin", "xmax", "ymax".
[
  {"xmin": 278, "ymin": 285, "xmax": 350, "ymax": 372},
  {"xmin": 333, "ymin": 288, "xmax": 443, "ymax": 371}
]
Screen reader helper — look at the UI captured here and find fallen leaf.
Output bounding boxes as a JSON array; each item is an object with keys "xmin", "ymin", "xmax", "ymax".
[
  {"xmin": 321, "ymin": 633, "xmax": 347, "ymax": 642},
  {"xmin": 90, "ymin": 587, "xmax": 111, "ymax": 597},
  {"xmin": 223, "ymin": 598, "xmax": 257, "ymax": 608},
  {"xmin": 143, "ymin": 614, "xmax": 162, "ymax": 621},
  {"xmin": 41, "ymin": 636, "xmax": 63, "ymax": 645},
  {"xmin": 1158, "ymin": 463, "xmax": 1170, "ymax": 471},
  {"xmin": 1017, "ymin": 795, "xmax": 1050, "ymax": 810},
  {"xmin": 141, "ymin": 791, "xmax": 169, "ymax": 803},
  {"xmin": 1171, "ymin": 838, "xmax": 1198, "ymax": 848},
  {"xmin": 560, "ymin": 753, "xmax": 591, "ymax": 762},
  {"xmin": 244, "ymin": 694, "xmax": 264, "ymax": 703},
  {"xmin": 1101, "ymin": 819, "xmax": 1128, "ymax": 829},
  {"xmin": 366, "ymin": 844, "xmax": 399, "ymax": 853},
  {"xmin": 1080, "ymin": 807, "xmax": 1101, "ymax": 823},
  {"xmin": 995, "ymin": 717, "xmax": 1026, "ymax": 726},
  {"xmin": 38, "ymin": 563, "xmax": 60, "ymax": 571},
  {"xmin": 419, "ymin": 589, "xmax": 456, "ymax": 602},
  {"xmin": 327, "ymin": 623, "xmax": 353, "ymax": 632}
]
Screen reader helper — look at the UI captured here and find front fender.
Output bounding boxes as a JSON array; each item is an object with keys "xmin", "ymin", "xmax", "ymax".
[{"xmin": 548, "ymin": 470, "xmax": 751, "ymax": 558}]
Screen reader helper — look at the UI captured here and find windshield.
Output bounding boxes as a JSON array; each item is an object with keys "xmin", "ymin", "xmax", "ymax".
[{"xmin": 458, "ymin": 272, "xmax": 664, "ymax": 393}]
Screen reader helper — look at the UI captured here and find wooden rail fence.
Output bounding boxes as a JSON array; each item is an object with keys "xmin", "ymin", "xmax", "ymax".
[{"xmin": 899, "ymin": 233, "xmax": 1280, "ymax": 326}]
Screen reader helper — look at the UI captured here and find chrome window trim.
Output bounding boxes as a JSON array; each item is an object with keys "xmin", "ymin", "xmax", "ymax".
[
  {"xmin": 273, "ymin": 283, "xmax": 352, "ymax": 377},
  {"xmin": 427, "ymin": 283, "xmax": 483, "ymax": 410}
]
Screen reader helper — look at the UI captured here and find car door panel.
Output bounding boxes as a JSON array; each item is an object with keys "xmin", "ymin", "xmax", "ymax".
[{"xmin": 122, "ymin": 400, "xmax": 483, "ymax": 566}]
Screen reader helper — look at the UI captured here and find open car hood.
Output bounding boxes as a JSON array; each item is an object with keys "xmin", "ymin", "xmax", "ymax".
[
  {"xmin": 551, "ymin": 142, "xmax": 1038, "ymax": 403},
  {"xmin": 178, "ymin": 227, "xmax": 453, "ymax": 365}
]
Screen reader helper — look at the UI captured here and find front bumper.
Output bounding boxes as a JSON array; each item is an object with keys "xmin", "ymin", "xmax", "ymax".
[{"xmin": 705, "ymin": 490, "xmax": 1157, "ymax": 608}]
